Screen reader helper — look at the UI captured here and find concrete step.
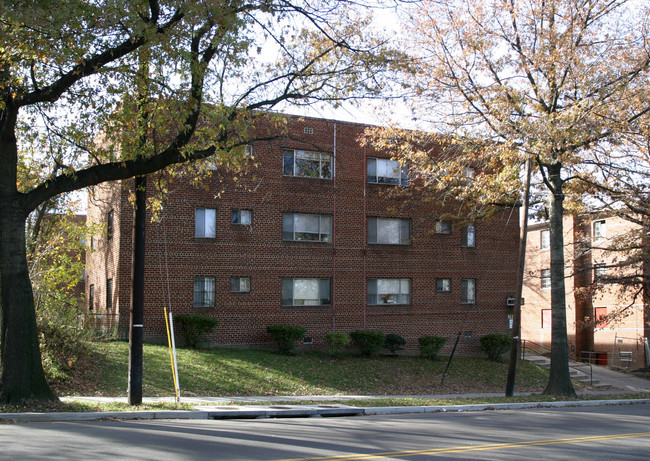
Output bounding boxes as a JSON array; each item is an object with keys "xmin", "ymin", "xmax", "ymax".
[{"xmin": 523, "ymin": 355, "xmax": 601, "ymax": 386}]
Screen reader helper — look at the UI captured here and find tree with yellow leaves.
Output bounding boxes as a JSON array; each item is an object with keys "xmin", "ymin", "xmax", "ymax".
[
  {"xmin": 378, "ymin": 0, "xmax": 650, "ymax": 396},
  {"xmin": 0, "ymin": 0, "xmax": 402, "ymax": 404}
]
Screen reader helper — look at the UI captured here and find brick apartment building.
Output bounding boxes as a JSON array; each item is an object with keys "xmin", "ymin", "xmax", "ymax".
[
  {"xmin": 522, "ymin": 215, "xmax": 650, "ymax": 368},
  {"xmin": 85, "ymin": 114, "xmax": 520, "ymax": 353}
]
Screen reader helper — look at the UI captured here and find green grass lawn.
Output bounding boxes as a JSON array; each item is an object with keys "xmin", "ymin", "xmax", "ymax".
[
  {"xmin": 55, "ymin": 340, "xmax": 552, "ymax": 398},
  {"xmin": 3, "ymin": 341, "xmax": 646, "ymax": 414}
]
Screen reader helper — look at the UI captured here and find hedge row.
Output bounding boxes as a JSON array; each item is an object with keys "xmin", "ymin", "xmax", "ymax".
[{"xmin": 174, "ymin": 317, "xmax": 510, "ymax": 361}]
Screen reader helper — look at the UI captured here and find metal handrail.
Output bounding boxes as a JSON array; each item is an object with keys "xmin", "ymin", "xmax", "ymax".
[{"xmin": 521, "ymin": 339, "xmax": 593, "ymax": 386}]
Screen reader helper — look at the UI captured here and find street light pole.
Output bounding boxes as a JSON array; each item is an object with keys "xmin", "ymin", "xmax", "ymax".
[{"xmin": 506, "ymin": 158, "xmax": 532, "ymax": 396}]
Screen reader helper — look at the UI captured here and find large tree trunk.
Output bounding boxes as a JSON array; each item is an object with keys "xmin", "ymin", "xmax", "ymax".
[
  {"xmin": 543, "ymin": 162, "xmax": 577, "ymax": 397},
  {"xmin": 0, "ymin": 198, "xmax": 57, "ymax": 403},
  {"xmin": 0, "ymin": 104, "xmax": 56, "ymax": 403}
]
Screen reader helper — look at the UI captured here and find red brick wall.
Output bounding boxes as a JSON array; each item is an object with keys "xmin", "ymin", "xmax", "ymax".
[
  {"xmin": 522, "ymin": 216, "xmax": 648, "ymax": 368},
  {"xmin": 85, "ymin": 181, "xmax": 132, "ymax": 335},
  {"xmin": 86, "ymin": 115, "xmax": 520, "ymax": 354}
]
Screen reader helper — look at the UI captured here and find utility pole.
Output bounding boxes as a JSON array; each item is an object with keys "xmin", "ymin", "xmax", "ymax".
[
  {"xmin": 128, "ymin": 175, "xmax": 146, "ymax": 405},
  {"xmin": 128, "ymin": 49, "xmax": 150, "ymax": 405},
  {"xmin": 506, "ymin": 158, "xmax": 532, "ymax": 396}
]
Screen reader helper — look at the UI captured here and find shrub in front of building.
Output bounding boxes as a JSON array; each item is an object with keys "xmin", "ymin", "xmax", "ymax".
[
  {"xmin": 266, "ymin": 324, "xmax": 307, "ymax": 354},
  {"xmin": 418, "ymin": 335, "xmax": 447, "ymax": 359},
  {"xmin": 384, "ymin": 333, "xmax": 407, "ymax": 354},
  {"xmin": 174, "ymin": 314, "xmax": 220, "ymax": 349},
  {"xmin": 479, "ymin": 333, "xmax": 511, "ymax": 361},
  {"xmin": 350, "ymin": 329, "xmax": 386, "ymax": 357},
  {"xmin": 324, "ymin": 331, "xmax": 351, "ymax": 356}
]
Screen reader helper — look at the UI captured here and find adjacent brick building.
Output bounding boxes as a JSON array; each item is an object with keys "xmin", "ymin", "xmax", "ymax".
[
  {"xmin": 522, "ymin": 215, "xmax": 649, "ymax": 368},
  {"xmin": 85, "ymin": 115, "xmax": 520, "ymax": 353}
]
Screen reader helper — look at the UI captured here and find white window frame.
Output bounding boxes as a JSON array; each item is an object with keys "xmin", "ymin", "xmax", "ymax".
[
  {"xmin": 367, "ymin": 157, "xmax": 408, "ymax": 186},
  {"xmin": 540, "ymin": 229, "xmax": 550, "ymax": 250},
  {"xmin": 368, "ymin": 278, "xmax": 411, "ymax": 305},
  {"xmin": 194, "ymin": 277, "xmax": 215, "ymax": 308},
  {"xmin": 436, "ymin": 220, "xmax": 451, "ymax": 234},
  {"xmin": 230, "ymin": 277, "xmax": 251, "ymax": 293},
  {"xmin": 594, "ymin": 263, "xmax": 607, "ymax": 281},
  {"xmin": 282, "ymin": 278, "xmax": 331, "ymax": 306},
  {"xmin": 282, "ymin": 213, "xmax": 332, "ymax": 242},
  {"xmin": 541, "ymin": 269, "xmax": 551, "ymax": 289},
  {"xmin": 461, "ymin": 225, "xmax": 475, "ymax": 247},
  {"xmin": 195, "ymin": 207, "xmax": 216, "ymax": 238},
  {"xmin": 232, "ymin": 209, "xmax": 252, "ymax": 225},
  {"xmin": 283, "ymin": 149, "xmax": 333, "ymax": 179},
  {"xmin": 436, "ymin": 278, "xmax": 451, "ymax": 293},
  {"xmin": 594, "ymin": 220, "xmax": 606, "ymax": 240},
  {"xmin": 368, "ymin": 217, "xmax": 411, "ymax": 245},
  {"xmin": 461, "ymin": 278, "xmax": 476, "ymax": 304}
]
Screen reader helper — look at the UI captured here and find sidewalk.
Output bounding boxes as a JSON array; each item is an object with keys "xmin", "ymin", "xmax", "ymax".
[
  {"xmin": 2, "ymin": 365, "xmax": 649, "ymax": 423},
  {"xmin": 523, "ymin": 352, "xmax": 650, "ymax": 392}
]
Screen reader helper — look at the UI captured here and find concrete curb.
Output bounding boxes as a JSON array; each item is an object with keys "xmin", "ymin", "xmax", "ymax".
[
  {"xmin": 0, "ymin": 410, "xmax": 209, "ymax": 423},
  {"xmin": 2, "ymin": 399, "xmax": 649, "ymax": 423},
  {"xmin": 361, "ymin": 399, "xmax": 650, "ymax": 415}
]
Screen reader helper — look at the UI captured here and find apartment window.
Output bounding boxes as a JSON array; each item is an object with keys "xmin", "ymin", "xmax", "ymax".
[
  {"xmin": 88, "ymin": 284, "xmax": 95, "ymax": 312},
  {"xmin": 368, "ymin": 217, "xmax": 411, "ymax": 245},
  {"xmin": 231, "ymin": 209, "xmax": 252, "ymax": 225},
  {"xmin": 194, "ymin": 277, "xmax": 215, "ymax": 308},
  {"xmin": 209, "ymin": 144, "xmax": 253, "ymax": 169},
  {"xmin": 435, "ymin": 220, "xmax": 451, "ymax": 234},
  {"xmin": 461, "ymin": 225, "xmax": 475, "ymax": 247},
  {"xmin": 282, "ymin": 213, "xmax": 332, "ymax": 242},
  {"xmin": 367, "ymin": 157, "xmax": 409, "ymax": 186},
  {"xmin": 230, "ymin": 277, "xmax": 251, "ymax": 293},
  {"xmin": 436, "ymin": 278, "xmax": 451, "ymax": 293},
  {"xmin": 282, "ymin": 278, "xmax": 331, "ymax": 306},
  {"xmin": 594, "ymin": 263, "xmax": 607, "ymax": 282},
  {"xmin": 106, "ymin": 279, "xmax": 113, "ymax": 310},
  {"xmin": 461, "ymin": 278, "xmax": 476, "ymax": 304},
  {"xmin": 368, "ymin": 278, "xmax": 411, "ymax": 305},
  {"xmin": 462, "ymin": 167, "xmax": 476, "ymax": 185},
  {"xmin": 90, "ymin": 235, "xmax": 95, "ymax": 251},
  {"xmin": 594, "ymin": 220, "xmax": 606, "ymax": 240},
  {"xmin": 283, "ymin": 149, "xmax": 332, "ymax": 179},
  {"xmin": 595, "ymin": 307, "xmax": 608, "ymax": 328},
  {"xmin": 195, "ymin": 208, "xmax": 216, "ymax": 238},
  {"xmin": 107, "ymin": 210, "xmax": 114, "ymax": 240},
  {"xmin": 541, "ymin": 269, "xmax": 551, "ymax": 289},
  {"xmin": 541, "ymin": 309, "xmax": 552, "ymax": 329},
  {"xmin": 540, "ymin": 230, "xmax": 550, "ymax": 250}
]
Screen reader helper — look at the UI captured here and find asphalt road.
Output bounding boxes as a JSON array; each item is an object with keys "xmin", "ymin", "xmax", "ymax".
[{"xmin": 3, "ymin": 404, "xmax": 650, "ymax": 460}]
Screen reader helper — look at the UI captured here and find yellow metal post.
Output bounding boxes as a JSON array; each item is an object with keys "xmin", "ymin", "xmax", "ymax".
[{"xmin": 164, "ymin": 307, "xmax": 180, "ymax": 402}]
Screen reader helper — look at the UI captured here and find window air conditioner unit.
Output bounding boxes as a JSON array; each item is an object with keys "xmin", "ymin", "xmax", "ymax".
[{"xmin": 506, "ymin": 297, "xmax": 516, "ymax": 307}]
